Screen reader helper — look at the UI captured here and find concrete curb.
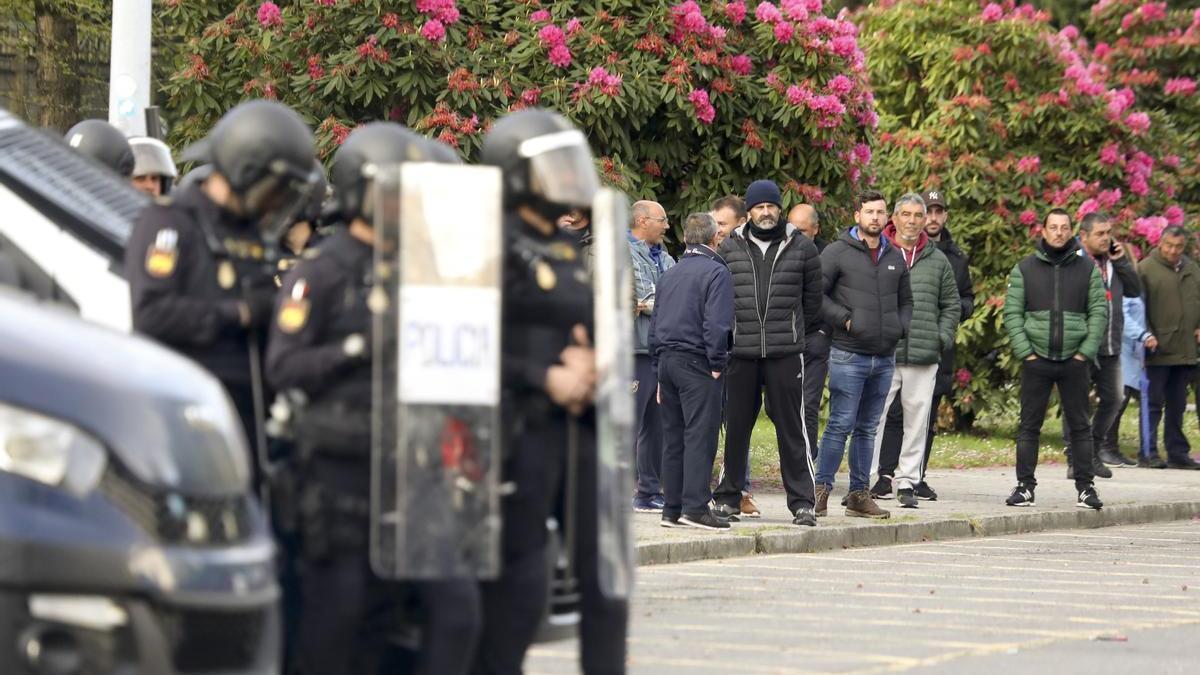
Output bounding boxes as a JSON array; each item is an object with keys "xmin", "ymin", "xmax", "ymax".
[{"xmin": 635, "ymin": 500, "xmax": 1200, "ymax": 566}]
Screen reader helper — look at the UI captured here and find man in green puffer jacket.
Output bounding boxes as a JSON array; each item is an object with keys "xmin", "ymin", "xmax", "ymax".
[
  {"xmin": 1003, "ymin": 208, "xmax": 1108, "ymax": 510},
  {"xmin": 868, "ymin": 194, "xmax": 960, "ymax": 508}
]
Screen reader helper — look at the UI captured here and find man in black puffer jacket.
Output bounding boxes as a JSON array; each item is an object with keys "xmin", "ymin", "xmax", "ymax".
[
  {"xmin": 813, "ymin": 190, "xmax": 912, "ymax": 520},
  {"xmin": 712, "ymin": 179, "xmax": 824, "ymax": 527}
]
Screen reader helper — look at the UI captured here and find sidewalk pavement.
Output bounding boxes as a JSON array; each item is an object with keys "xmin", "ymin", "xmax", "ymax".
[{"xmin": 634, "ymin": 465, "xmax": 1200, "ymax": 565}]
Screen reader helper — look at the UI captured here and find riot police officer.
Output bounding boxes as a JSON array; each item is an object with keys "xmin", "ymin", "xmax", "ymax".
[
  {"xmin": 128, "ymin": 136, "xmax": 178, "ymax": 197},
  {"xmin": 475, "ymin": 108, "xmax": 628, "ymax": 674},
  {"xmin": 64, "ymin": 119, "xmax": 135, "ymax": 178},
  {"xmin": 265, "ymin": 122, "xmax": 481, "ymax": 675},
  {"xmin": 124, "ymin": 99, "xmax": 320, "ymax": 483}
]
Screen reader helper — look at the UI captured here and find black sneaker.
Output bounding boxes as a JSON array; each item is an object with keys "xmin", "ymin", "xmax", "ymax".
[
  {"xmin": 1138, "ymin": 455, "xmax": 1168, "ymax": 469},
  {"xmin": 1092, "ymin": 455, "xmax": 1113, "ymax": 479},
  {"xmin": 914, "ymin": 481, "xmax": 938, "ymax": 501},
  {"xmin": 660, "ymin": 513, "xmax": 685, "ymax": 528},
  {"xmin": 1005, "ymin": 484, "xmax": 1036, "ymax": 507},
  {"xmin": 1166, "ymin": 456, "xmax": 1200, "ymax": 470},
  {"xmin": 1077, "ymin": 486, "xmax": 1103, "ymax": 510},
  {"xmin": 840, "ymin": 494, "xmax": 848, "ymax": 507},
  {"xmin": 1098, "ymin": 448, "xmax": 1130, "ymax": 467},
  {"xmin": 792, "ymin": 507, "xmax": 817, "ymax": 527},
  {"xmin": 897, "ymin": 488, "xmax": 918, "ymax": 508},
  {"xmin": 711, "ymin": 503, "xmax": 741, "ymax": 522},
  {"xmin": 680, "ymin": 509, "xmax": 732, "ymax": 531},
  {"xmin": 870, "ymin": 475, "xmax": 894, "ymax": 500}
]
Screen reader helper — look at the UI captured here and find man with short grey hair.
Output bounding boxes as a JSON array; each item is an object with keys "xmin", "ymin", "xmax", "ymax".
[
  {"xmin": 869, "ymin": 193, "xmax": 960, "ymax": 508},
  {"xmin": 650, "ymin": 213, "xmax": 735, "ymax": 530},
  {"xmin": 630, "ymin": 200, "xmax": 675, "ymax": 511}
]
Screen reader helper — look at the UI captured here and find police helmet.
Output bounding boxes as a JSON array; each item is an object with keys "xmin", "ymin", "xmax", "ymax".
[
  {"xmin": 301, "ymin": 160, "xmax": 328, "ymax": 225},
  {"xmin": 180, "ymin": 100, "xmax": 318, "ymax": 227},
  {"xmin": 64, "ymin": 120, "xmax": 135, "ymax": 178},
  {"xmin": 175, "ymin": 163, "xmax": 214, "ymax": 193},
  {"xmin": 129, "ymin": 137, "xmax": 178, "ymax": 193},
  {"xmin": 478, "ymin": 108, "xmax": 599, "ymax": 212},
  {"xmin": 330, "ymin": 122, "xmax": 439, "ymax": 223}
]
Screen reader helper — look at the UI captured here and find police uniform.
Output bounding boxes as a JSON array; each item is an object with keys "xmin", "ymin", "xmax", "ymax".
[
  {"xmin": 266, "ymin": 228, "xmax": 480, "ymax": 675},
  {"xmin": 473, "ymin": 215, "xmax": 628, "ymax": 674},
  {"xmin": 126, "ymin": 182, "xmax": 276, "ymax": 463}
]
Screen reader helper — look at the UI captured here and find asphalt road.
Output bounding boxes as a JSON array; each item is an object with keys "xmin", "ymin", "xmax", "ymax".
[{"xmin": 526, "ymin": 520, "xmax": 1200, "ymax": 674}]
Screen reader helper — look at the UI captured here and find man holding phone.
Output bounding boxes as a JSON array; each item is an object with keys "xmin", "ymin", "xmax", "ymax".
[
  {"xmin": 630, "ymin": 200, "xmax": 676, "ymax": 511},
  {"xmin": 1065, "ymin": 212, "xmax": 1143, "ymax": 473}
]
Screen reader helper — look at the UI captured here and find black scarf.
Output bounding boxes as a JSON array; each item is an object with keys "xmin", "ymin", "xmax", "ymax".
[{"xmin": 747, "ymin": 220, "xmax": 784, "ymax": 241}]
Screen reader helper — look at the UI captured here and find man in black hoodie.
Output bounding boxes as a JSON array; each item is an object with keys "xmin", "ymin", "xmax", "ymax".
[
  {"xmin": 712, "ymin": 179, "xmax": 824, "ymax": 527},
  {"xmin": 813, "ymin": 190, "xmax": 913, "ymax": 519}
]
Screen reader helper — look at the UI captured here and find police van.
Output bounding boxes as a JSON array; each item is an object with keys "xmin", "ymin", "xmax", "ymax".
[{"xmin": 0, "ymin": 108, "xmax": 141, "ymax": 331}]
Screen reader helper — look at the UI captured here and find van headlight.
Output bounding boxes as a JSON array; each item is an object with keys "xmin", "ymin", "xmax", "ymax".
[{"xmin": 0, "ymin": 401, "xmax": 106, "ymax": 496}]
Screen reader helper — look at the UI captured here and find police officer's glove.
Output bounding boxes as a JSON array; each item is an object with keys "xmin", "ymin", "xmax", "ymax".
[{"xmin": 342, "ymin": 333, "xmax": 368, "ymax": 361}]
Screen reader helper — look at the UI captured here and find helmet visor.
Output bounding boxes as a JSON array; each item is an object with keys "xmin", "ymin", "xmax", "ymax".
[
  {"xmin": 244, "ymin": 161, "xmax": 324, "ymax": 243},
  {"xmin": 519, "ymin": 130, "xmax": 600, "ymax": 209}
]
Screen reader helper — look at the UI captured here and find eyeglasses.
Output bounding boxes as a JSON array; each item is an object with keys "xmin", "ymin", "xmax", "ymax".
[{"xmin": 646, "ymin": 215, "xmax": 669, "ymax": 224}]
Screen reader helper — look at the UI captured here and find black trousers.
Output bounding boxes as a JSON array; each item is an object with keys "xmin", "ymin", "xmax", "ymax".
[
  {"xmin": 715, "ymin": 354, "xmax": 816, "ymax": 514},
  {"xmin": 1146, "ymin": 365, "xmax": 1196, "ymax": 462},
  {"xmin": 803, "ymin": 331, "xmax": 830, "ymax": 460},
  {"xmin": 474, "ymin": 417, "xmax": 627, "ymax": 675},
  {"xmin": 1017, "ymin": 357, "xmax": 1095, "ymax": 489},
  {"xmin": 658, "ymin": 351, "xmax": 725, "ymax": 517},
  {"xmin": 1059, "ymin": 355, "xmax": 1122, "ymax": 461},
  {"xmin": 633, "ymin": 354, "xmax": 663, "ymax": 498},
  {"xmin": 290, "ymin": 456, "xmax": 481, "ymax": 675},
  {"xmin": 877, "ymin": 393, "xmax": 938, "ymax": 480},
  {"xmin": 1105, "ymin": 386, "xmax": 1146, "ymax": 456}
]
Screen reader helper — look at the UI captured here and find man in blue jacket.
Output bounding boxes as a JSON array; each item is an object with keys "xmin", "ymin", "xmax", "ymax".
[{"xmin": 650, "ymin": 213, "xmax": 735, "ymax": 530}]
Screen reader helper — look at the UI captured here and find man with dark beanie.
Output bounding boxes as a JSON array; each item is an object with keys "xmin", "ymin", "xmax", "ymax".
[
  {"xmin": 712, "ymin": 179, "xmax": 824, "ymax": 527},
  {"xmin": 1003, "ymin": 208, "xmax": 1108, "ymax": 509}
]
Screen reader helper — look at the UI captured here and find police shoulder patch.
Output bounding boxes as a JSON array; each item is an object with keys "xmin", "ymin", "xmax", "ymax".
[
  {"xmin": 145, "ymin": 228, "xmax": 179, "ymax": 278},
  {"xmin": 277, "ymin": 278, "xmax": 311, "ymax": 334}
]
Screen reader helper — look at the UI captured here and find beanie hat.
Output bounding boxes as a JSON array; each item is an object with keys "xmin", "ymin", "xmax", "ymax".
[{"xmin": 744, "ymin": 179, "xmax": 782, "ymax": 210}]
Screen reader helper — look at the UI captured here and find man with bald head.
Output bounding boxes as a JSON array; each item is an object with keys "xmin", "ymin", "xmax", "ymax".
[
  {"xmin": 630, "ymin": 199, "xmax": 677, "ymax": 511},
  {"xmin": 788, "ymin": 203, "xmax": 827, "ymax": 253}
]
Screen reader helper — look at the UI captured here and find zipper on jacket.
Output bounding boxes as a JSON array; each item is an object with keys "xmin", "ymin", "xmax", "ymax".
[
  {"xmin": 761, "ymin": 237, "xmax": 790, "ymax": 357},
  {"xmin": 743, "ymin": 237, "xmax": 766, "ymax": 357},
  {"xmin": 1050, "ymin": 263, "xmax": 1062, "ymax": 359}
]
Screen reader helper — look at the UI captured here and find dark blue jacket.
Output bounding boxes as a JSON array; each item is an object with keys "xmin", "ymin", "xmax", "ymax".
[{"xmin": 649, "ymin": 245, "xmax": 734, "ymax": 373}]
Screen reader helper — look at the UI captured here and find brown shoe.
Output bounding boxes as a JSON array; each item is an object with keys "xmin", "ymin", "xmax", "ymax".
[
  {"xmin": 739, "ymin": 493, "xmax": 762, "ymax": 518},
  {"xmin": 845, "ymin": 489, "xmax": 890, "ymax": 519},
  {"xmin": 814, "ymin": 484, "xmax": 830, "ymax": 517}
]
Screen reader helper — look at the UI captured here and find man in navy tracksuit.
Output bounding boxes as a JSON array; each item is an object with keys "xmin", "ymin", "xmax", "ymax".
[{"xmin": 649, "ymin": 213, "xmax": 735, "ymax": 530}]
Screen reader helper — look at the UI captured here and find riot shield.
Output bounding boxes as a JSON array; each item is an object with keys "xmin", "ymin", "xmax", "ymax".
[
  {"xmin": 591, "ymin": 187, "xmax": 636, "ymax": 599},
  {"xmin": 370, "ymin": 163, "xmax": 503, "ymax": 580}
]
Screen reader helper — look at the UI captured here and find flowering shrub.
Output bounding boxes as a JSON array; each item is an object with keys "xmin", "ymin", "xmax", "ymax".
[
  {"xmin": 858, "ymin": 0, "xmax": 1189, "ymax": 420},
  {"xmin": 157, "ymin": 0, "xmax": 875, "ymax": 225}
]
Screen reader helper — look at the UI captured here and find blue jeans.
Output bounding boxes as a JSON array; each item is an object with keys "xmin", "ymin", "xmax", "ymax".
[{"xmin": 816, "ymin": 347, "xmax": 895, "ymax": 492}]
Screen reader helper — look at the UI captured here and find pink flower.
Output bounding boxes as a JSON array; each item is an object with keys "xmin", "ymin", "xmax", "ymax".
[
  {"xmin": 829, "ymin": 35, "xmax": 858, "ymax": 58},
  {"xmin": 1059, "ymin": 25, "xmax": 1079, "ymax": 41},
  {"xmin": 1019, "ymin": 209, "xmax": 1038, "ymax": 226},
  {"xmin": 1016, "ymin": 155, "xmax": 1041, "ymax": 174},
  {"xmin": 520, "ymin": 88, "xmax": 541, "ymax": 106},
  {"xmin": 538, "ymin": 24, "xmax": 565, "ymax": 47},
  {"xmin": 827, "ymin": 74, "xmax": 854, "ymax": 97},
  {"xmin": 1099, "ymin": 143, "xmax": 1122, "ymax": 166},
  {"xmin": 316, "ymin": 0, "xmax": 336, "ymax": 5},
  {"xmin": 774, "ymin": 21, "xmax": 795, "ymax": 42},
  {"xmin": 1128, "ymin": 175, "xmax": 1149, "ymax": 196},
  {"xmin": 729, "ymin": 54, "xmax": 753, "ymax": 76},
  {"xmin": 1066, "ymin": 179, "xmax": 1087, "ymax": 195},
  {"xmin": 856, "ymin": 108, "xmax": 879, "ymax": 129},
  {"xmin": 725, "ymin": 1, "xmax": 747, "ymax": 24},
  {"xmin": 530, "ymin": 9, "xmax": 552, "ymax": 23},
  {"xmin": 709, "ymin": 25, "xmax": 728, "ymax": 40},
  {"xmin": 1164, "ymin": 205, "xmax": 1185, "ymax": 227},
  {"xmin": 600, "ymin": 73, "xmax": 623, "ymax": 96},
  {"xmin": 1105, "ymin": 87, "xmax": 1135, "ymax": 118},
  {"xmin": 1133, "ymin": 216, "xmax": 1168, "ymax": 245},
  {"xmin": 755, "ymin": 1, "xmax": 782, "ymax": 24},
  {"xmin": 1164, "ymin": 78, "xmax": 1197, "ymax": 97},
  {"xmin": 565, "ymin": 18, "xmax": 582, "ymax": 36},
  {"xmin": 688, "ymin": 89, "xmax": 716, "ymax": 125},
  {"xmin": 1094, "ymin": 42, "xmax": 1111, "ymax": 59},
  {"xmin": 548, "ymin": 44, "xmax": 572, "ymax": 68},
  {"xmin": 781, "ymin": 0, "xmax": 809, "ymax": 22},
  {"xmin": 416, "ymin": 0, "xmax": 461, "ymax": 24},
  {"xmin": 420, "ymin": 19, "xmax": 446, "ymax": 43},
  {"xmin": 1162, "ymin": 154, "xmax": 1181, "ymax": 169},
  {"xmin": 981, "ymin": 3, "xmax": 1003, "ymax": 22},
  {"xmin": 1076, "ymin": 199, "xmax": 1100, "ymax": 220},
  {"xmin": 1123, "ymin": 112, "xmax": 1151, "ymax": 135},
  {"xmin": 955, "ymin": 368, "xmax": 972, "ymax": 388},
  {"xmin": 785, "ymin": 85, "xmax": 808, "ymax": 106},
  {"xmin": 852, "ymin": 143, "xmax": 871, "ymax": 165},
  {"xmin": 256, "ymin": 1, "xmax": 282, "ymax": 28},
  {"xmin": 1097, "ymin": 188, "xmax": 1122, "ymax": 209}
]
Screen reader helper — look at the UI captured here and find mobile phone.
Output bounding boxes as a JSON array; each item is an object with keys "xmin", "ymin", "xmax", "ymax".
[{"xmin": 1110, "ymin": 240, "xmax": 1120, "ymax": 255}]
